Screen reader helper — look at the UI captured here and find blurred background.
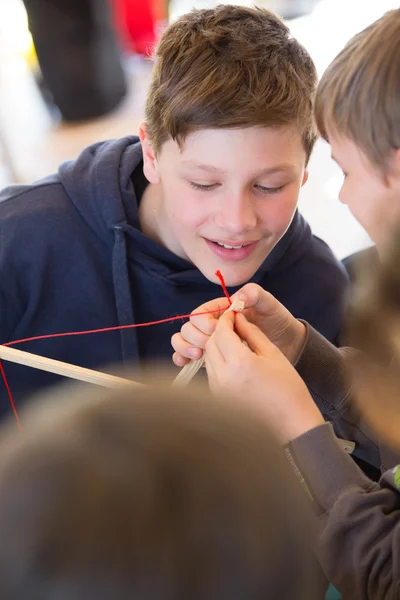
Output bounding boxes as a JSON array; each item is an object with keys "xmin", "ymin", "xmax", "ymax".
[{"xmin": 0, "ymin": 0, "xmax": 398, "ymax": 259}]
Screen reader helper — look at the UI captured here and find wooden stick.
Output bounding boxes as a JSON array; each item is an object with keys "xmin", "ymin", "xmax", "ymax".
[
  {"xmin": 172, "ymin": 299, "xmax": 245, "ymax": 388},
  {"xmin": 0, "ymin": 345, "xmax": 142, "ymax": 390},
  {"xmin": 172, "ymin": 355, "xmax": 205, "ymax": 388}
]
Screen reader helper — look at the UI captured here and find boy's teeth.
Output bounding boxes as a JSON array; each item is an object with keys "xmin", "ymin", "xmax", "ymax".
[{"xmin": 216, "ymin": 242, "xmax": 244, "ymax": 249}]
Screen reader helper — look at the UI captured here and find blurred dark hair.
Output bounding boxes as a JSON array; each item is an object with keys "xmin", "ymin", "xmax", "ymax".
[{"xmin": 0, "ymin": 380, "xmax": 317, "ymax": 600}]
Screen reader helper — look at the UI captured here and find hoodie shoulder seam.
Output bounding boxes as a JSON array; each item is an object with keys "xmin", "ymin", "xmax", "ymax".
[{"xmin": 0, "ymin": 181, "xmax": 62, "ymax": 206}]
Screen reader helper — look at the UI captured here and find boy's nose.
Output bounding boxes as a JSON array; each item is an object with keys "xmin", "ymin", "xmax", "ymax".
[{"xmin": 215, "ymin": 196, "xmax": 258, "ymax": 233}]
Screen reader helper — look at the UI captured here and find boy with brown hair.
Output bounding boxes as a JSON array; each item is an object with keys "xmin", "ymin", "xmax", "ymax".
[
  {"xmin": 173, "ymin": 8, "xmax": 400, "ymax": 599},
  {"xmin": 0, "ymin": 381, "xmax": 319, "ymax": 600},
  {"xmin": 0, "ymin": 5, "xmax": 347, "ymax": 418}
]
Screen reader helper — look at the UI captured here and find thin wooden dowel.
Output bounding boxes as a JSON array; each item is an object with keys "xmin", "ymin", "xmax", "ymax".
[{"xmin": 0, "ymin": 345, "xmax": 142, "ymax": 390}]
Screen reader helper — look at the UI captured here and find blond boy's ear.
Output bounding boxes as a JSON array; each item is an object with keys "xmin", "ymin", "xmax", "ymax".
[
  {"xmin": 393, "ymin": 149, "xmax": 400, "ymax": 179},
  {"xmin": 301, "ymin": 170, "xmax": 309, "ymax": 187},
  {"xmin": 385, "ymin": 149, "xmax": 400, "ymax": 196},
  {"xmin": 139, "ymin": 122, "xmax": 161, "ymax": 184}
]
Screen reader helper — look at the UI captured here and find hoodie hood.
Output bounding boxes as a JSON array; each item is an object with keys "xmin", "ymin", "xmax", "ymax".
[
  {"xmin": 59, "ymin": 135, "xmax": 142, "ymax": 242},
  {"xmin": 59, "ymin": 136, "xmax": 144, "ymax": 361}
]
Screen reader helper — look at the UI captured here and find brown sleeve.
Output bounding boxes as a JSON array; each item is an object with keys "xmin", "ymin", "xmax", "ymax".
[
  {"xmin": 294, "ymin": 323, "xmax": 381, "ymax": 467},
  {"xmin": 287, "ymin": 424, "xmax": 400, "ymax": 600},
  {"xmin": 294, "ymin": 322, "xmax": 353, "ymax": 413}
]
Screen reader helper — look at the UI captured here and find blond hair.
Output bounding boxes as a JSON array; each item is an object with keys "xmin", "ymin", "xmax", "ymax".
[
  {"xmin": 146, "ymin": 4, "xmax": 317, "ymax": 161},
  {"xmin": 315, "ymin": 9, "xmax": 400, "ymax": 174},
  {"xmin": 0, "ymin": 381, "xmax": 317, "ymax": 600}
]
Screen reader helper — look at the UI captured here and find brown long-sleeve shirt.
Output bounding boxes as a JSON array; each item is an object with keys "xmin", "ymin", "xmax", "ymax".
[{"xmin": 287, "ymin": 325, "xmax": 400, "ymax": 599}]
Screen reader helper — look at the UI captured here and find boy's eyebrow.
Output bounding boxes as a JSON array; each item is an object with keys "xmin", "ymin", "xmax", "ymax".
[
  {"xmin": 181, "ymin": 162, "xmax": 296, "ymax": 175},
  {"xmin": 256, "ymin": 164, "xmax": 297, "ymax": 176},
  {"xmin": 181, "ymin": 161, "xmax": 226, "ymax": 173}
]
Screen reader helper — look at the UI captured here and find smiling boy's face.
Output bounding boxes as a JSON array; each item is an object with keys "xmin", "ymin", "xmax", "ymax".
[{"xmin": 140, "ymin": 125, "xmax": 308, "ymax": 286}]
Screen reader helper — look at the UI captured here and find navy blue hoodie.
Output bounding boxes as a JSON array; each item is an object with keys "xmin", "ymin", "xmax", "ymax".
[{"xmin": 0, "ymin": 136, "xmax": 348, "ymax": 419}]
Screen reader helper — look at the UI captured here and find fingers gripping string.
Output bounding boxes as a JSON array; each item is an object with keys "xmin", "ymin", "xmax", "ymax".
[{"xmin": 173, "ymin": 271, "xmax": 244, "ymax": 388}]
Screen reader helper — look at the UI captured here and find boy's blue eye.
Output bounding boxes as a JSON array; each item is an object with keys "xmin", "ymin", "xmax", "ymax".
[
  {"xmin": 256, "ymin": 184, "xmax": 285, "ymax": 194},
  {"xmin": 189, "ymin": 181, "xmax": 219, "ymax": 191}
]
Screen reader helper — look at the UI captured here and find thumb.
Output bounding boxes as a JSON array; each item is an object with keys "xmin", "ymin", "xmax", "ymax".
[
  {"xmin": 234, "ymin": 313, "xmax": 276, "ymax": 357},
  {"xmin": 232, "ymin": 283, "xmax": 274, "ymax": 315},
  {"xmin": 217, "ymin": 310, "xmax": 236, "ymax": 330}
]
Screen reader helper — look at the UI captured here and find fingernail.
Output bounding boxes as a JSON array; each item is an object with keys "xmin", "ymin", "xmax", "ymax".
[
  {"xmin": 234, "ymin": 292, "xmax": 246, "ymax": 304},
  {"xmin": 188, "ymin": 347, "xmax": 202, "ymax": 359}
]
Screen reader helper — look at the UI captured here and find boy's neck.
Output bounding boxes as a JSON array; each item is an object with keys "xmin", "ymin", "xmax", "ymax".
[{"xmin": 138, "ymin": 182, "xmax": 164, "ymax": 246}]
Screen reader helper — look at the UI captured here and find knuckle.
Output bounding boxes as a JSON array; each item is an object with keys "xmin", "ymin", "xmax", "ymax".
[
  {"xmin": 172, "ymin": 352, "xmax": 181, "ymax": 365},
  {"xmin": 180, "ymin": 322, "xmax": 194, "ymax": 340},
  {"xmin": 171, "ymin": 333, "xmax": 180, "ymax": 349},
  {"xmin": 190, "ymin": 314, "xmax": 208, "ymax": 333}
]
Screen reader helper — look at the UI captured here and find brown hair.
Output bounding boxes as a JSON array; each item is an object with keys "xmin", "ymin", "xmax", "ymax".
[
  {"xmin": 0, "ymin": 380, "xmax": 317, "ymax": 600},
  {"xmin": 145, "ymin": 4, "xmax": 318, "ymax": 161},
  {"xmin": 315, "ymin": 9, "xmax": 400, "ymax": 175}
]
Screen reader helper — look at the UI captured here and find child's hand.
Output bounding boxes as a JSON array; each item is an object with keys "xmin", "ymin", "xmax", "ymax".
[
  {"xmin": 171, "ymin": 284, "xmax": 306, "ymax": 368},
  {"xmin": 205, "ymin": 312, "xmax": 324, "ymax": 443}
]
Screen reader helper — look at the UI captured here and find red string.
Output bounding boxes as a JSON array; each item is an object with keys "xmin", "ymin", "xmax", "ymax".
[
  {"xmin": 0, "ymin": 362, "xmax": 21, "ymax": 430},
  {"xmin": 1, "ymin": 270, "xmax": 232, "ymax": 428},
  {"xmin": 215, "ymin": 270, "xmax": 232, "ymax": 306},
  {"xmin": 4, "ymin": 306, "xmax": 230, "ymax": 348}
]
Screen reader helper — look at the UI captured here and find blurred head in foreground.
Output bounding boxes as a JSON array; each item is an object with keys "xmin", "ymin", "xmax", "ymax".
[
  {"xmin": 0, "ymin": 380, "xmax": 316, "ymax": 600},
  {"xmin": 347, "ymin": 220, "xmax": 400, "ymax": 450}
]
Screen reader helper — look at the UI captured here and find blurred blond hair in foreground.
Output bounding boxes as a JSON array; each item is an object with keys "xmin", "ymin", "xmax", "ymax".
[{"xmin": 0, "ymin": 374, "xmax": 319, "ymax": 600}]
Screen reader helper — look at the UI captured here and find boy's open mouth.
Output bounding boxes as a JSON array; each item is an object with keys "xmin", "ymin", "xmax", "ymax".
[{"xmin": 205, "ymin": 238, "xmax": 259, "ymax": 261}]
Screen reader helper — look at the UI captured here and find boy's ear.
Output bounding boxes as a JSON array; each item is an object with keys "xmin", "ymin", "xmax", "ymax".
[
  {"xmin": 139, "ymin": 122, "xmax": 161, "ymax": 184},
  {"xmin": 385, "ymin": 149, "xmax": 400, "ymax": 192},
  {"xmin": 393, "ymin": 149, "xmax": 400, "ymax": 178},
  {"xmin": 301, "ymin": 170, "xmax": 309, "ymax": 187}
]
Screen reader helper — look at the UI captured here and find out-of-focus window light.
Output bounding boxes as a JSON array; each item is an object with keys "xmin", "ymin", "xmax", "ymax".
[{"xmin": 0, "ymin": 0, "xmax": 36, "ymax": 68}]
